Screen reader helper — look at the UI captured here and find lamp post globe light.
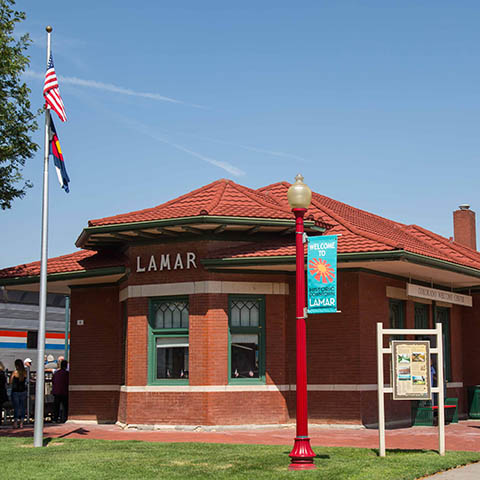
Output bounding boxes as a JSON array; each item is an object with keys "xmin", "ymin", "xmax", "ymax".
[{"xmin": 287, "ymin": 174, "xmax": 316, "ymax": 470}]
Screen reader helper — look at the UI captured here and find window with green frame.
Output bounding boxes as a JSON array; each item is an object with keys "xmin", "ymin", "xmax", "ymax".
[
  {"xmin": 435, "ymin": 306, "xmax": 451, "ymax": 381},
  {"xmin": 414, "ymin": 302, "xmax": 429, "ymax": 342},
  {"xmin": 148, "ymin": 297, "xmax": 189, "ymax": 383},
  {"xmin": 228, "ymin": 296, "xmax": 265, "ymax": 382},
  {"xmin": 414, "ymin": 303, "xmax": 429, "ymax": 329},
  {"xmin": 389, "ymin": 299, "xmax": 405, "ymax": 340}
]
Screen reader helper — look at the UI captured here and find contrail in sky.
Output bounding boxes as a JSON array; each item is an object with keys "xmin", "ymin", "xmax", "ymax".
[
  {"xmin": 24, "ymin": 70, "xmax": 205, "ymax": 108},
  {"xmin": 62, "ymin": 87, "xmax": 246, "ymax": 177},
  {"xmin": 166, "ymin": 142, "xmax": 245, "ymax": 177},
  {"xmin": 115, "ymin": 115, "xmax": 245, "ymax": 177},
  {"xmin": 189, "ymin": 134, "xmax": 308, "ymax": 163},
  {"xmin": 25, "ymin": 70, "xmax": 305, "ymax": 163}
]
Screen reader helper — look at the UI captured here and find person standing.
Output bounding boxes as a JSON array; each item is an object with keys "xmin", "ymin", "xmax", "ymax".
[
  {"xmin": 0, "ymin": 362, "xmax": 8, "ymax": 425},
  {"xmin": 52, "ymin": 360, "xmax": 69, "ymax": 423},
  {"xmin": 23, "ymin": 357, "xmax": 32, "ymax": 421},
  {"xmin": 9, "ymin": 359, "xmax": 27, "ymax": 429}
]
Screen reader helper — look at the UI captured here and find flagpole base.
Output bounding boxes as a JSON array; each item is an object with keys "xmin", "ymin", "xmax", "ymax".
[{"xmin": 288, "ymin": 437, "xmax": 316, "ymax": 470}]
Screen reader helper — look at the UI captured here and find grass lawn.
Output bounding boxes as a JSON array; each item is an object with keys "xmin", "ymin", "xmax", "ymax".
[{"xmin": 1, "ymin": 437, "xmax": 479, "ymax": 480}]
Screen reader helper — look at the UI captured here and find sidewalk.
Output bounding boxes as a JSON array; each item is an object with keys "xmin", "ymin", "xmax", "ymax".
[
  {"xmin": 422, "ymin": 462, "xmax": 480, "ymax": 479},
  {"xmin": 1, "ymin": 419, "xmax": 479, "ymax": 452}
]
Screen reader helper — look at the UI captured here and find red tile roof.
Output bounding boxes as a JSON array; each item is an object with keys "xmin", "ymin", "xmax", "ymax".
[
  {"xmin": 88, "ymin": 179, "xmax": 328, "ymax": 227},
  {"xmin": 2, "ymin": 178, "xmax": 480, "ymax": 279},
  {"xmin": 257, "ymin": 182, "xmax": 480, "ymax": 269},
  {"xmin": 0, "ymin": 250, "xmax": 125, "ymax": 279}
]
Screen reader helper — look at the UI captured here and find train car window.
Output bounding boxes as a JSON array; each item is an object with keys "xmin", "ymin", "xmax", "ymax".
[{"xmin": 27, "ymin": 330, "xmax": 38, "ymax": 349}]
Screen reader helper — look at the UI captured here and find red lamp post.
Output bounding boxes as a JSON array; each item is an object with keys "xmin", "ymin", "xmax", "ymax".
[{"xmin": 287, "ymin": 174, "xmax": 316, "ymax": 470}]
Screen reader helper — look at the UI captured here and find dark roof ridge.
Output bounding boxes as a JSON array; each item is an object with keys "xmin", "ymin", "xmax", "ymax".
[
  {"xmin": 225, "ymin": 181, "xmax": 294, "ymax": 215},
  {"xmin": 257, "ymin": 181, "xmax": 291, "ymax": 196},
  {"xmin": 205, "ymin": 178, "xmax": 229, "ymax": 213},
  {"xmin": 257, "ymin": 182, "xmax": 334, "ymax": 227},
  {"xmin": 259, "ymin": 182, "xmax": 409, "ymax": 227},
  {"xmin": 312, "ymin": 191, "xmax": 408, "ymax": 229},
  {"xmin": 258, "ymin": 183, "xmax": 479, "ymax": 264},
  {"xmin": 88, "ymin": 179, "xmax": 232, "ymax": 226},
  {"xmin": 309, "ymin": 193, "xmax": 399, "ymax": 249},
  {"xmin": 407, "ymin": 224, "xmax": 480, "ymax": 264}
]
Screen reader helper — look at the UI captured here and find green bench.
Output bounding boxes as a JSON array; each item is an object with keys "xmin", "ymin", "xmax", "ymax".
[{"xmin": 412, "ymin": 398, "xmax": 458, "ymax": 426}]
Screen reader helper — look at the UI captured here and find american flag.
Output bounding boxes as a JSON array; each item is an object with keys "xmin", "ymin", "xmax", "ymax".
[{"xmin": 44, "ymin": 54, "xmax": 67, "ymax": 122}]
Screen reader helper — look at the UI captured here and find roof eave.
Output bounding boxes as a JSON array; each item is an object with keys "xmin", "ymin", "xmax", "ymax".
[
  {"xmin": 0, "ymin": 266, "xmax": 126, "ymax": 287},
  {"xmin": 202, "ymin": 249, "xmax": 480, "ymax": 281},
  {"xmin": 76, "ymin": 215, "xmax": 325, "ymax": 249}
]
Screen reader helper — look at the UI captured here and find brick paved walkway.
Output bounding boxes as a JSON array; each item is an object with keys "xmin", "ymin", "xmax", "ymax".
[{"xmin": 1, "ymin": 420, "xmax": 479, "ymax": 453}]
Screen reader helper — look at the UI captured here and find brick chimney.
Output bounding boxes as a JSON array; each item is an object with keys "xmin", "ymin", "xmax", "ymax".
[{"xmin": 453, "ymin": 204, "xmax": 477, "ymax": 250}]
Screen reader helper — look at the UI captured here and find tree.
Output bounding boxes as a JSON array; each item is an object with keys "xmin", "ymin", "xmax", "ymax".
[{"xmin": 0, "ymin": 0, "xmax": 38, "ymax": 210}]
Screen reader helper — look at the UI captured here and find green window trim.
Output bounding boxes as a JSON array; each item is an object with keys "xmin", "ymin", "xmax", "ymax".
[
  {"xmin": 435, "ymin": 306, "xmax": 452, "ymax": 382},
  {"xmin": 389, "ymin": 298, "xmax": 405, "ymax": 341},
  {"xmin": 228, "ymin": 295, "xmax": 266, "ymax": 384},
  {"xmin": 414, "ymin": 303, "xmax": 429, "ymax": 330},
  {"xmin": 148, "ymin": 296, "xmax": 190, "ymax": 385}
]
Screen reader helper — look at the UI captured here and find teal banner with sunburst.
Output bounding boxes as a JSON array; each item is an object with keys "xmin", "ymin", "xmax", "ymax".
[{"xmin": 307, "ymin": 235, "xmax": 338, "ymax": 314}]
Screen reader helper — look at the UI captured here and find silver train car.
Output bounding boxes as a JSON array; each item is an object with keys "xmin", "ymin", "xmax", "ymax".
[{"xmin": 0, "ymin": 289, "xmax": 68, "ymax": 371}]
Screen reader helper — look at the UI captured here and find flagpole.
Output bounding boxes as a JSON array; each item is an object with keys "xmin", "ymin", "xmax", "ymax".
[{"xmin": 33, "ymin": 25, "xmax": 52, "ymax": 448}]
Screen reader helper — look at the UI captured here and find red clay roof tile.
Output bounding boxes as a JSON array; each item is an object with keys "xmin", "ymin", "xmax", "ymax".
[
  {"xmin": 88, "ymin": 179, "xmax": 299, "ymax": 227},
  {"xmin": 258, "ymin": 182, "xmax": 480, "ymax": 269},
  {"xmin": 2, "ymin": 179, "xmax": 480, "ymax": 278},
  {"xmin": 0, "ymin": 250, "xmax": 125, "ymax": 279}
]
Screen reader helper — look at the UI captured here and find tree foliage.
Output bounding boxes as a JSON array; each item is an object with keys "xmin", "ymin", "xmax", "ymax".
[{"xmin": 0, "ymin": 0, "xmax": 38, "ymax": 210}]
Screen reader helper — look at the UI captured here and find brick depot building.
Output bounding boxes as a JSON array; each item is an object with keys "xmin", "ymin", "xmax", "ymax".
[{"xmin": 1, "ymin": 179, "xmax": 480, "ymax": 427}]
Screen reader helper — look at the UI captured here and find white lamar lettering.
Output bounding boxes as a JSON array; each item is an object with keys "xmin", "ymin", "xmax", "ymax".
[
  {"xmin": 160, "ymin": 254, "xmax": 171, "ymax": 271},
  {"xmin": 174, "ymin": 253, "xmax": 184, "ymax": 270},
  {"xmin": 136, "ymin": 252, "xmax": 198, "ymax": 273},
  {"xmin": 136, "ymin": 256, "xmax": 146, "ymax": 273},
  {"xmin": 309, "ymin": 297, "xmax": 335, "ymax": 307},
  {"xmin": 187, "ymin": 252, "xmax": 197, "ymax": 269},
  {"xmin": 148, "ymin": 255, "xmax": 157, "ymax": 272}
]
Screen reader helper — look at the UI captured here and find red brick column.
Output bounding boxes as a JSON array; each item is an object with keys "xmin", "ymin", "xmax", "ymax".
[
  {"xmin": 69, "ymin": 285, "xmax": 121, "ymax": 422},
  {"xmin": 125, "ymin": 297, "xmax": 148, "ymax": 386},
  {"xmin": 189, "ymin": 294, "xmax": 228, "ymax": 386}
]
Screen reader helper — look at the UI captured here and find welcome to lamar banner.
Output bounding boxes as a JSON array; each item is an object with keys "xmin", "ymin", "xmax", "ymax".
[{"xmin": 307, "ymin": 235, "xmax": 338, "ymax": 314}]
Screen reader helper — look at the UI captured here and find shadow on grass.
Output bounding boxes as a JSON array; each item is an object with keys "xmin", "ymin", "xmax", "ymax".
[
  {"xmin": 370, "ymin": 448, "xmax": 439, "ymax": 456},
  {"xmin": 58, "ymin": 427, "xmax": 90, "ymax": 438},
  {"xmin": 0, "ymin": 429, "xmax": 32, "ymax": 438}
]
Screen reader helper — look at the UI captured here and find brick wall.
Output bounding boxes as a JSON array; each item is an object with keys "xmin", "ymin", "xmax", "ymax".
[
  {"xmin": 69, "ymin": 285, "xmax": 122, "ymax": 421},
  {"xmin": 68, "ymin": 241, "xmax": 477, "ymax": 426},
  {"xmin": 125, "ymin": 297, "xmax": 148, "ymax": 386},
  {"xmin": 118, "ymin": 390, "xmax": 288, "ymax": 425},
  {"xmin": 461, "ymin": 292, "xmax": 480, "ymax": 413},
  {"xmin": 189, "ymin": 294, "xmax": 229, "ymax": 386}
]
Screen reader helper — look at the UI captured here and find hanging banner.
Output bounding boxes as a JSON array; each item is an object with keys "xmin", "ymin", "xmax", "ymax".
[{"xmin": 307, "ymin": 235, "xmax": 338, "ymax": 314}]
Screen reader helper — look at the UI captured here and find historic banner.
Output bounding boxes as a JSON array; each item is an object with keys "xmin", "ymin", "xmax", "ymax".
[
  {"xmin": 392, "ymin": 341, "xmax": 431, "ymax": 400},
  {"xmin": 307, "ymin": 235, "xmax": 338, "ymax": 314}
]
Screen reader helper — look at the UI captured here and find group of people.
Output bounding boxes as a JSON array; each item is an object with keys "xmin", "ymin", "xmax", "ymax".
[{"xmin": 0, "ymin": 356, "xmax": 69, "ymax": 428}]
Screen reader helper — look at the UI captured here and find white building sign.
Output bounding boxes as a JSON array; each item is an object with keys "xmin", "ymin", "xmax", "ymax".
[
  {"xmin": 406, "ymin": 283, "xmax": 472, "ymax": 307},
  {"xmin": 136, "ymin": 252, "xmax": 197, "ymax": 273}
]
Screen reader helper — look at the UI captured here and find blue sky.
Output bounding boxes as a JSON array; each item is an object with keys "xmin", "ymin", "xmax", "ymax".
[{"xmin": 1, "ymin": 1, "xmax": 480, "ymax": 268}]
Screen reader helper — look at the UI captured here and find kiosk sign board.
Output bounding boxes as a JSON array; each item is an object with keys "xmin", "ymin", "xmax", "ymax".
[
  {"xmin": 307, "ymin": 235, "xmax": 337, "ymax": 314},
  {"xmin": 392, "ymin": 340, "xmax": 431, "ymax": 400}
]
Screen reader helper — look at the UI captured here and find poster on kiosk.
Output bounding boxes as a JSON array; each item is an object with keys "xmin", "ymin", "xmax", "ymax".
[{"xmin": 307, "ymin": 235, "xmax": 338, "ymax": 314}]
